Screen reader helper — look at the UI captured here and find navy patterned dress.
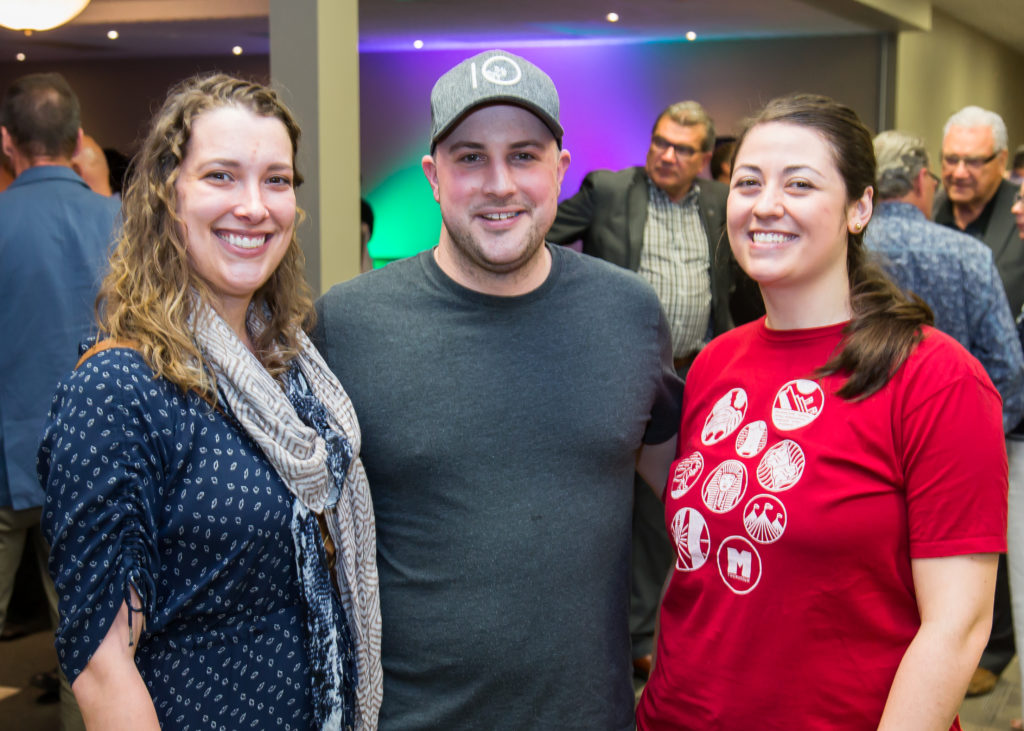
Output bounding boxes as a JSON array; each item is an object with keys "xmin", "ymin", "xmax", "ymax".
[{"xmin": 38, "ymin": 347, "xmax": 316, "ymax": 729}]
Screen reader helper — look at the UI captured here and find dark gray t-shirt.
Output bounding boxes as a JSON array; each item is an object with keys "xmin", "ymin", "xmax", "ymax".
[{"xmin": 312, "ymin": 245, "xmax": 681, "ymax": 730}]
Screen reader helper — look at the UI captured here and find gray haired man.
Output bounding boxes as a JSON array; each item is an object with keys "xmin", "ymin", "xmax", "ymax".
[
  {"xmin": 868, "ymin": 130, "xmax": 1023, "ymax": 432},
  {"xmin": 934, "ymin": 106, "xmax": 1023, "ymax": 314},
  {"xmin": 873, "ymin": 127, "xmax": 1024, "ymax": 696},
  {"xmin": 312, "ymin": 50, "xmax": 681, "ymax": 729}
]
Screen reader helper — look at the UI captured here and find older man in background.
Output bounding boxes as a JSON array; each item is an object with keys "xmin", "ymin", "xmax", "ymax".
[
  {"xmin": 867, "ymin": 130, "xmax": 1024, "ymax": 433},
  {"xmin": 935, "ymin": 106, "xmax": 1022, "ymax": 314},
  {"xmin": 70, "ymin": 133, "xmax": 112, "ymax": 197},
  {"xmin": 933, "ymin": 106, "xmax": 1024, "ymax": 695}
]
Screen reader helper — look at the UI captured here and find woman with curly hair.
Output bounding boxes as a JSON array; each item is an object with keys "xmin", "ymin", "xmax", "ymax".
[{"xmin": 38, "ymin": 73, "xmax": 381, "ymax": 730}]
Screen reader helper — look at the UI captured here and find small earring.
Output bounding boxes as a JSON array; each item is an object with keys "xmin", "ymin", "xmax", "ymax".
[{"xmin": 852, "ymin": 222, "xmax": 863, "ymax": 232}]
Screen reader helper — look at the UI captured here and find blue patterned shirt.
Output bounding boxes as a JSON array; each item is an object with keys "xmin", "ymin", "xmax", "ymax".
[{"xmin": 866, "ymin": 201, "xmax": 1024, "ymax": 432}]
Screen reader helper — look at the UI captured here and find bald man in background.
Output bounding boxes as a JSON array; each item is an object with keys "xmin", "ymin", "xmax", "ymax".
[{"xmin": 71, "ymin": 133, "xmax": 112, "ymax": 197}]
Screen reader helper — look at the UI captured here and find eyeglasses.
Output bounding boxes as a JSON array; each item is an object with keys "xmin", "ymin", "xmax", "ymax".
[
  {"xmin": 941, "ymin": 152, "xmax": 999, "ymax": 170},
  {"xmin": 926, "ymin": 170, "xmax": 941, "ymax": 184},
  {"xmin": 1015, "ymin": 190, "xmax": 1024, "ymax": 205},
  {"xmin": 651, "ymin": 135, "xmax": 701, "ymax": 158}
]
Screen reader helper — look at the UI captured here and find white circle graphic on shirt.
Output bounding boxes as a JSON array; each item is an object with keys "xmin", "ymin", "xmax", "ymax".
[
  {"xmin": 771, "ymin": 379, "xmax": 824, "ymax": 431},
  {"xmin": 701, "ymin": 460, "xmax": 747, "ymax": 513},
  {"xmin": 756, "ymin": 440, "xmax": 805, "ymax": 492},
  {"xmin": 735, "ymin": 420, "xmax": 768, "ymax": 458},
  {"xmin": 669, "ymin": 452, "xmax": 704, "ymax": 499},
  {"xmin": 671, "ymin": 507, "xmax": 711, "ymax": 571},
  {"xmin": 701, "ymin": 388, "xmax": 748, "ymax": 445},
  {"xmin": 743, "ymin": 494, "xmax": 787, "ymax": 544},
  {"xmin": 717, "ymin": 535, "xmax": 762, "ymax": 595}
]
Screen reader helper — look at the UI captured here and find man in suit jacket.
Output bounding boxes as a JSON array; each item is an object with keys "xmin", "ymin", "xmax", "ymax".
[
  {"xmin": 548, "ymin": 101, "xmax": 758, "ymax": 360},
  {"xmin": 933, "ymin": 104, "xmax": 1022, "ymax": 698},
  {"xmin": 935, "ymin": 106, "xmax": 1024, "ymax": 316},
  {"xmin": 547, "ymin": 101, "xmax": 761, "ymax": 677}
]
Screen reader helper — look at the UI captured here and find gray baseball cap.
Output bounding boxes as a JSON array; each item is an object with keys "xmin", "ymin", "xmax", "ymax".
[{"xmin": 429, "ymin": 49, "xmax": 563, "ymax": 150}]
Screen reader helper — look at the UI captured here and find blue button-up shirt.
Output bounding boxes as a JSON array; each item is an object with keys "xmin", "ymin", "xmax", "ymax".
[
  {"xmin": 0, "ymin": 165, "xmax": 119, "ymax": 510},
  {"xmin": 866, "ymin": 200, "xmax": 1024, "ymax": 432}
]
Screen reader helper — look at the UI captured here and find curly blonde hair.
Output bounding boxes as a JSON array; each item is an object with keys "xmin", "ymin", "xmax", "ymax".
[{"xmin": 97, "ymin": 73, "xmax": 312, "ymax": 401}]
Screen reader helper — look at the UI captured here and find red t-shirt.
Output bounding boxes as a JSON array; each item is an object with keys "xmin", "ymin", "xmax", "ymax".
[{"xmin": 637, "ymin": 319, "xmax": 1007, "ymax": 730}]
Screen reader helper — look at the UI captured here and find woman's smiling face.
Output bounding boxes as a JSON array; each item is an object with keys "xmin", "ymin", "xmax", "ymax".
[
  {"xmin": 727, "ymin": 121, "xmax": 869, "ymax": 296},
  {"xmin": 174, "ymin": 104, "xmax": 296, "ymax": 324}
]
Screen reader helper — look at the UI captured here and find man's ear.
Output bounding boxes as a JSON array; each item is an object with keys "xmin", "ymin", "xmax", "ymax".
[
  {"xmin": 1, "ymin": 127, "xmax": 13, "ymax": 158},
  {"xmin": 911, "ymin": 167, "xmax": 929, "ymax": 197},
  {"xmin": 556, "ymin": 148, "xmax": 571, "ymax": 186},
  {"xmin": 422, "ymin": 154, "xmax": 441, "ymax": 203}
]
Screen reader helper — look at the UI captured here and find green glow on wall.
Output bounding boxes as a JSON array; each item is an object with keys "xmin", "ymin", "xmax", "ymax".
[{"xmin": 365, "ymin": 163, "xmax": 441, "ymax": 266}]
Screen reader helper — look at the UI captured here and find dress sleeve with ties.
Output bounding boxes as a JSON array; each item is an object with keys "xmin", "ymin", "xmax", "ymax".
[{"xmin": 37, "ymin": 349, "xmax": 171, "ymax": 685}]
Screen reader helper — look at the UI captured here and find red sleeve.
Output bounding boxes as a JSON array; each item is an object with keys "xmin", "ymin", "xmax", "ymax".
[{"xmin": 897, "ymin": 337, "xmax": 1007, "ymax": 558}]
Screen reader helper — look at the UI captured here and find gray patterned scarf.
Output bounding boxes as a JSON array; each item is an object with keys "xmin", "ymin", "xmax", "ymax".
[{"xmin": 190, "ymin": 298, "xmax": 382, "ymax": 730}]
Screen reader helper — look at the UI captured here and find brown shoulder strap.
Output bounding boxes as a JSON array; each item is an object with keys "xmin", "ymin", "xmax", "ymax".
[
  {"xmin": 74, "ymin": 336, "xmax": 224, "ymax": 413},
  {"xmin": 75, "ymin": 338, "xmax": 141, "ymax": 369}
]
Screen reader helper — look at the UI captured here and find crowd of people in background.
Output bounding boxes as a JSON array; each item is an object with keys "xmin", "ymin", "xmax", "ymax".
[{"xmin": 2, "ymin": 48, "xmax": 1024, "ymax": 730}]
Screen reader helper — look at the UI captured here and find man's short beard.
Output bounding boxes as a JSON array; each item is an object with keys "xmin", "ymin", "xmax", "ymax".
[{"xmin": 440, "ymin": 211, "xmax": 547, "ymax": 277}]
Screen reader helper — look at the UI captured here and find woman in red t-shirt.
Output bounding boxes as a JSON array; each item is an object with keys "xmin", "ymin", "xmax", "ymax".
[{"xmin": 636, "ymin": 94, "xmax": 1006, "ymax": 730}]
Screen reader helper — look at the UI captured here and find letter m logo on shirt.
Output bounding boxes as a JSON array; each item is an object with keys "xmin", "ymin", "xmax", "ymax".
[{"xmin": 727, "ymin": 547, "xmax": 752, "ymax": 580}]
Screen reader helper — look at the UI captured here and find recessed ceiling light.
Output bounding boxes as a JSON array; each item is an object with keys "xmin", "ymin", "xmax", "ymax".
[
  {"xmin": 232, "ymin": 45, "xmax": 243, "ymax": 55},
  {"xmin": 413, "ymin": 40, "xmax": 424, "ymax": 49},
  {"xmin": 15, "ymin": 52, "xmax": 24, "ymax": 61},
  {"xmin": 106, "ymin": 29, "xmax": 118, "ymax": 40},
  {"xmin": 685, "ymin": 31, "xmax": 697, "ymax": 41},
  {"xmin": 606, "ymin": 12, "xmax": 619, "ymax": 22}
]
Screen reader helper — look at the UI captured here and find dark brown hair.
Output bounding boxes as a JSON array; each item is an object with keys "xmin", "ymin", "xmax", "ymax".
[
  {"xmin": 0, "ymin": 72, "xmax": 80, "ymax": 160},
  {"xmin": 733, "ymin": 93, "xmax": 933, "ymax": 399}
]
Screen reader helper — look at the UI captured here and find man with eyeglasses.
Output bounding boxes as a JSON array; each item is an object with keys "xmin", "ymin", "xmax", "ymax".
[
  {"xmin": 547, "ymin": 100, "xmax": 762, "ymax": 680},
  {"xmin": 933, "ymin": 105, "xmax": 1024, "ymax": 699},
  {"xmin": 867, "ymin": 129, "xmax": 1023, "ymax": 435},
  {"xmin": 935, "ymin": 106, "xmax": 1022, "ymax": 314}
]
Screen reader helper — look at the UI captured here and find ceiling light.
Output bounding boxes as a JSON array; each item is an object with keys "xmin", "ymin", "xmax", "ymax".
[
  {"xmin": 413, "ymin": 40, "xmax": 424, "ymax": 49},
  {"xmin": 606, "ymin": 13, "xmax": 619, "ymax": 23},
  {"xmin": 685, "ymin": 31, "xmax": 697, "ymax": 41},
  {"xmin": 232, "ymin": 45, "xmax": 243, "ymax": 55},
  {"xmin": 106, "ymin": 29, "xmax": 117, "ymax": 40},
  {"xmin": 15, "ymin": 52, "xmax": 25, "ymax": 61},
  {"xmin": 0, "ymin": 0, "xmax": 91, "ymax": 32}
]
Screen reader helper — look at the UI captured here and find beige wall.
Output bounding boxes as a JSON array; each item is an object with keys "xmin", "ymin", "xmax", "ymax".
[
  {"xmin": 271, "ymin": 0, "xmax": 361, "ymax": 294},
  {"xmin": 895, "ymin": 8, "xmax": 1024, "ymax": 164}
]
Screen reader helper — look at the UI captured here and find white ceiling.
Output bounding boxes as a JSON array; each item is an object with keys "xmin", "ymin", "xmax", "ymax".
[{"xmin": 0, "ymin": 0, "xmax": 1020, "ymax": 62}]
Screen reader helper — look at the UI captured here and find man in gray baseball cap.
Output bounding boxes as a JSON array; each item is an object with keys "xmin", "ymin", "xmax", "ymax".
[
  {"xmin": 428, "ymin": 50, "xmax": 563, "ymax": 150},
  {"xmin": 313, "ymin": 49, "xmax": 681, "ymax": 729}
]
